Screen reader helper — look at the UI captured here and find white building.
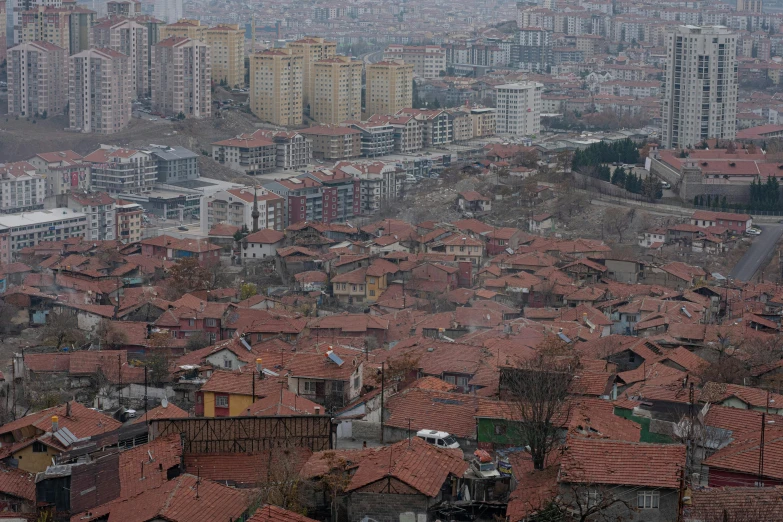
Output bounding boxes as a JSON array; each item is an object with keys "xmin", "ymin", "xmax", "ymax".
[
  {"xmin": 0, "ymin": 208, "xmax": 87, "ymax": 263},
  {"xmin": 82, "ymin": 146, "xmax": 157, "ymax": 195},
  {"xmin": 495, "ymin": 82, "xmax": 543, "ymax": 136},
  {"xmin": 0, "ymin": 161, "xmax": 46, "ymax": 213},
  {"xmin": 69, "ymin": 48, "xmax": 131, "ymax": 134},
  {"xmin": 60, "ymin": 192, "xmax": 116, "ymax": 241},
  {"xmin": 333, "ymin": 161, "xmax": 404, "ymax": 215},
  {"xmin": 200, "ymin": 187, "xmax": 285, "ymax": 234},
  {"xmin": 661, "ymin": 25, "xmax": 738, "ymax": 149}
]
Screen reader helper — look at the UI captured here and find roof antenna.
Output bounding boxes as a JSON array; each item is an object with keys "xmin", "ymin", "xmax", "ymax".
[{"xmin": 196, "ymin": 467, "xmax": 200, "ymax": 499}]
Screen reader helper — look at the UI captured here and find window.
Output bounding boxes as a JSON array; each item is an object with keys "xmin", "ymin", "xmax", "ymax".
[
  {"xmin": 215, "ymin": 395, "xmax": 228, "ymax": 408},
  {"xmin": 188, "ymin": 319, "xmax": 195, "ymax": 326},
  {"xmin": 223, "ymin": 359, "xmax": 232, "ymax": 369},
  {"xmin": 205, "ymin": 318, "xmax": 217, "ymax": 327},
  {"xmin": 637, "ymin": 491, "xmax": 659, "ymax": 509},
  {"xmin": 494, "ymin": 424, "xmax": 507, "ymax": 435},
  {"xmin": 353, "ymin": 374, "xmax": 360, "ymax": 389},
  {"xmin": 32, "ymin": 441, "xmax": 47, "ymax": 453},
  {"xmin": 304, "ymin": 381, "xmax": 316, "ymax": 394}
]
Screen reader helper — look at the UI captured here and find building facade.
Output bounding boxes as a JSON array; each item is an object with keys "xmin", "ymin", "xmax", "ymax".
[
  {"xmin": 205, "ymin": 24, "xmax": 244, "ymax": 87},
  {"xmin": 27, "ymin": 150, "xmax": 90, "ymax": 197},
  {"xmin": 661, "ymin": 25, "xmax": 738, "ymax": 149},
  {"xmin": 249, "ymin": 48, "xmax": 303, "ymax": 126},
  {"xmin": 211, "ymin": 134, "xmax": 277, "ymax": 175},
  {"xmin": 7, "ymin": 41, "xmax": 68, "ymax": 118},
  {"xmin": 383, "ymin": 45, "xmax": 446, "ymax": 79},
  {"xmin": 115, "ymin": 199, "xmax": 144, "ymax": 244},
  {"xmin": 82, "ymin": 146, "xmax": 157, "ymax": 194},
  {"xmin": 69, "ymin": 48, "xmax": 131, "ymax": 134},
  {"xmin": 0, "ymin": 162, "xmax": 46, "ymax": 213},
  {"xmin": 286, "ymin": 37, "xmax": 337, "ymax": 106},
  {"xmin": 495, "ymin": 82, "xmax": 542, "ymax": 136},
  {"xmin": 365, "ymin": 59, "xmax": 414, "ymax": 118},
  {"xmin": 299, "ymin": 126, "xmax": 362, "ymax": 160},
  {"xmin": 151, "ymin": 36, "xmax": 211, "ymax": 118},
  {"xmin": 148, "ymin": 145, "xmax": 199, "ymax": 183},
  {"xmin": 311, "ymin": 55, "xmax": 363, "ymax": 124},
  {"xmin": 90, "ymin": 18, "xmax": 148, "ymax": 99},
  {"xmin": 59, "ymin": 191, "xmax": 116, "ymax": 241},
  {"xmin": 200, "ymin": 187, "xmax": 285, "ymax": 234},
  {"xmin": 0, "ymin": 208, "xmax": 86, "ymax": 263}
]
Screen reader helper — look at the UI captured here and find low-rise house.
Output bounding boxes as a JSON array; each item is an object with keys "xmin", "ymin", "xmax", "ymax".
[
  {"xmin": 457, "ymin": 190, "xmax": 491, "ymax": 213},
  {"xmin": 691, "ymin": 210, "xmax": 752, "ymax": 234},
  {"xmin": 0, "ymin": 401, "xmax": 121, "ymax": 473},
  {"xmin": 558, "ymin": 438, "xmax": 685, "ymax": 521},
  {"xmin": 241, "ymin": 229, "xmax": 285, "ymax": 262},
  {"xmin": 529, "ymin": 213, "xmax": 554, "ymax": 235},
  {"xmin": 639, "ymin": 227, "xmax": 667, "ymax": 248},
  {"xmin": 140, "ymin": 235, "xmax": 221, "ymax": 266},
  {"xmin": 331, "ymin": 267, "xmax": 367, "ymax": 304},
  {"xmin": 286, "ymin": 348, "xmax": 364, "ymax": 412},
  {"xmin": 426, "ymin": 234, "xmax": 484, "ymax": 266}
]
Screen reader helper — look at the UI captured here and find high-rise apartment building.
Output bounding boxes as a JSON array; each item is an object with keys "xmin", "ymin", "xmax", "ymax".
[
  {"xmin": 205, "ymin": 24, "xmax": 244, "ymax": 87},
  {"xmin": 383, "ymin": 45, "xmax": 446, "ymax": 79},
  {"xmin": 91, "ymin": 18, "xmax": 148, "ymax": 99},
  {"xmin": 286, "ymin": 37, "xmax": 337, "ymax": 106},
  {"xmin": 311, "ymin": 55, "xmax": 362, "ymax": 124},
  {"xmin": 7, "ymin": 41, "xmax": 68, "ymax": 117},
  {"xmin": 249, "ymin": 48, "xmax": 303, "ymax": 126},
  {"xmin": 495, "ymin": 82, "xmax": 542, "ymax": 136},
  {"xmin": 69, "ymin": 48, "xmax": 131, "ymax": 134},
  {"xmin": 737, "ymin": 0, "xmax": 762, "ymax": 12},
  {"xmin": 161, "ymin": 18, "xmax": 204, "ymax": 41},
  {"xmin": 151, "ymin": 36, "xmax": 211, "ymax": 118},
  {"xmin": 512, "ymin": 27, "xmax": 552, "ymax": 72},
  {"xmin": 365, "ymin": 59, "xmax": 413, "ymax": 118},
  {"xmin": 0, "ymin": 0, "xmax": 7, "ymax": 63},
  {"xmin": 661, "ymin": 25, "xmax": 738, "ymax": 149},
  {"xmin": 18, "ymin": 3, "xmax": 94, "ymax": 53},
  {"xmin": 106, "ymin": 0, "xmax": 140, "ymax": 18}
]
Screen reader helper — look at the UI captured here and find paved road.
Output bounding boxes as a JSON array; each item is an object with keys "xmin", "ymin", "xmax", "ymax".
[{"xmin": 729, "ymin": 224, "xmax": 783, "ymax": 281}]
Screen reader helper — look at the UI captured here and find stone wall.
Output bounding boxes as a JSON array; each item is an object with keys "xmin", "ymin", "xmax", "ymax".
[
  {"xmin": 352, "ymin": 420, "xmax": 382, "ymax": 441},
  {"xmin": 347, "ymin": 491, "xmax": 430, "ymax": 522}
]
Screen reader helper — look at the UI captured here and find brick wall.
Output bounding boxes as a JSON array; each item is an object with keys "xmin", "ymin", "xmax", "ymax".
[
  {"xmin": 352, "ymin": 420, "xmax": 382, "ymax": 441},
  {"xmin": 347, "ymin": 491, "xmax": 430, "ymax": 522}
]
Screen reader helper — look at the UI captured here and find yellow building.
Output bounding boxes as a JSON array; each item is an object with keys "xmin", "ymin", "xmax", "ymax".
[
  {"xmin": 205, "ymin": 23, "xmax": 245, "ymax": 87},
  {"xmin": 161, "ymin": 19, "xmax": 206, "ymax": 42},
  {"xmin": 116, "ymin": 199, "xmax": 144, "ymax": 244},
  {"xmin": 249, "ymin": 49, "xmax": 303, "ymax": 126},
  {"xmin": 0, "ymin": 402, "xmax": 122, "ymax": 473},
  {"xmin": 365, "ymin": 59, "xmax": 413, "ymax": 118},
  {"xmin": 197, "ymin": 369, "xmax": 286, "ymax": 417},
  {"xmin": 311, "ymin": 55, "xmax": 363, "ymax": 125},
  {"xmin": 286, "ymin": 37, "xmax": 337, "ymax": 106},
  {"xmin": 20, "ymin": 6, "xmax": 71, "ymax": 51}
]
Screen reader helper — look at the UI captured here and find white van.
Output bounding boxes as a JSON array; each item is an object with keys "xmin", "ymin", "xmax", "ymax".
[{"xmin": 416, "ymin": 429, "xmax": 460, "ymax": 449}]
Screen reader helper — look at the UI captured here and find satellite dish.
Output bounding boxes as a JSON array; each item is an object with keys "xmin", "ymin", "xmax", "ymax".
[{"xmin": 161, "ymin": 398, "xmax": 168, "ymax": 408}]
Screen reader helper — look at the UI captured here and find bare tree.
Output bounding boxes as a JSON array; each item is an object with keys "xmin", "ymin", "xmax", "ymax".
[
  {"xmin": 96, "ymin": 319, "xmax": 128, "ymax": 349},
  {"xmin": 503, "ymin": 351, "xmax": 578, "ymax": 470},
  {"xmin": 260, "ymin": 449, "xmax": 310, "ymax": 515},
  {"xmin": 318, "ymin": 452, "xmax": 352, "ymax": 522},
  {"xmin": 42, "ymin": 310, "xmax": 85, "ymax": 350},
  {"xmin": 145, "ymin": 332, "xmax": 172, "ymax": 386},
  {"xmin": 185, "ymin": 331, "xmax": 211, "ymax": 351},
  {"xmin": 559, "ymin": 480, "xmax": 635, "ymax": 522},
  {"xmin": 602, "ymin": 207, "xmax": 634, "ymax": 243}
]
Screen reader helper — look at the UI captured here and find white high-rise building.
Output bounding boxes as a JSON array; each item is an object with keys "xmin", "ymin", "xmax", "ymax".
[
  {"xmin": 495, "ymin": 82, "xmax": 542, "ymax": 136},
  {"xmin": 662, "ymin": 25, "xmax": 738, "ymax": 150}
]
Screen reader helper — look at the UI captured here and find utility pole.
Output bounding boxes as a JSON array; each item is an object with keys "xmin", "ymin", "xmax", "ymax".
[
  {"xmin": 143, "ymin": 366, "xmax": 148, "ymax": 421},
  {"xmin": 759, "ymin": 412, "xmax": 767, "ymax": 486},
  {"xmin": 380, "ymin": 362, "xmax": 385, "ymax": 443}
]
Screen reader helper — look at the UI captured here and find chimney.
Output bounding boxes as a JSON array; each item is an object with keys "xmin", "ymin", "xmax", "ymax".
[
  {"xmin": 314, "ymin": 406, "xmax": 321, "ymax": 415},
  {"xmin": 52, "ymin": 416, "xmax": 59, "ymax": 432},
  {"xmin": 66, "ymin": 401, "xmax": 71, "ymax": 417}
]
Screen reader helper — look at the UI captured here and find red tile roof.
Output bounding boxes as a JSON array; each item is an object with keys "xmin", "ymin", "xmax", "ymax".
[
  {"xmin": 72, "ymin": 473, "xmax": 256, "ymax": 522},
  {"xmin": 242, "ymin": 388, "xmax": 322, "ymax": 416},
  {"xmin": 248, "ymin": 505, "xmax": 319, "ymax": 522},
  {"xmin": 559, "ymin": 437, "xmax": 685, "ymax": 488},
  {"xmin": 0, "ymin": 465, "xmax": 35, "ymax": 502},
  {"xmin": 0, "ymin": 401, "xmax": 120, "ymax": 440},
  {"xmin": 118, "ymin": 434, "xmax": 182, "ymax": 499},
  {"xmin": 703, "ymin": 427, "xmax": 783, "ymax": 480},
  {"xmin": 346, "ymin": 437, "xmax": 468, "ymax": 497},
  {"xmin": 131, "ymin": 403, "xmax": 189, "ymax": 424},
  {"xmin": 183, "ymin": 448, "xmax": 310, "ymax": 487}
]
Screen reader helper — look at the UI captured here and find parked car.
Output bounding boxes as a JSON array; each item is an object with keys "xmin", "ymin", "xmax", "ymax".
[
  {"xmin": 416, "ymin": 429, "xmax": 460, "ymax": 449},
  {"xmin": 746, "ymin": 227, "xmax": 762, "ymax": 236},
  {"xmin": 660, "ymin": 181, "xmax": 671, "ymax": 189},
  {"xmin": 178, "ymin": 226, "xmax": 188, "ymax": 231}
]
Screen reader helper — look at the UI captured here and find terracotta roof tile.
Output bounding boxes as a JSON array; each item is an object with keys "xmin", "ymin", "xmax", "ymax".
[
  {"xmin": 248, "ymin": 505, "xmax": 319, "ymax": 522},
  {"xmin": 0, "ymin": 465, "xmax": 35, "ymax": 501},
  {"xmin": 559, "ymin": 437, "xmax": 685, "ymax": 488}
]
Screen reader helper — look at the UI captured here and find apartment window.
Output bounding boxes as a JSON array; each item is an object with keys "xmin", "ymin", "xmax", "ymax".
[
  {"xmin": 188, "ymin": 319, "xmax": 195, "ymax": 326},
  {"xmin": 223, "ymin": 359, "xmax": 232, "ymax": 369},
  {"xmin": 32, "ymin": 441, "xmax": 47, "ymax": 453},
  {"xmin": 303, "ymin": 381, "xmax": 317, "ymax": 394},
  {"xmin": 215, "ymin": 395, "xmax": 229, "ymax": 408},
  {"xmin": 637, "ymin": 491, "xmax": 659, "ymax": 509},
  {"xmin": 205, "ymin": 318, "xmax": 217, "ymax": 327}
]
